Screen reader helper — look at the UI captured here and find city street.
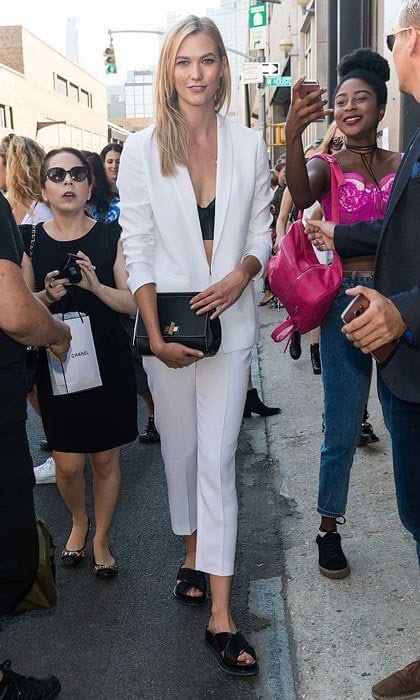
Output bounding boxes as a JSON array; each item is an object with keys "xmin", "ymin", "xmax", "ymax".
[
  {"xmin": 1, "ymin": 303, "xmax": 419, "ymax": 699},
  {"xmin": 0, "ymin": 335, "xmax": 295, "ymax": 700}
]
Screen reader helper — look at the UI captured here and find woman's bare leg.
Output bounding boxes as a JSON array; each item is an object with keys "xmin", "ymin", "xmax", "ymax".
[
  {"xmin": 89, "ymin": 447, "xmax": 121, "ymax": 566},
  {"xmin": 208, "ymin": 575, "xmax": 255, "ymax": 665},
  {"xmin": 55, "ymin": 451, "xmax": 88, "ymax": 549}
]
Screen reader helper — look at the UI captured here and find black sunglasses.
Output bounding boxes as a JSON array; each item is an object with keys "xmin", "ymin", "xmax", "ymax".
[
  {"xmin": 330, "ymin": 136, "xmax": 345, "ymax": 151},
  {"xmin": 385, "ymin": 27, "xmax": 411, "ymax": 52},
  {"xmin": 44, "ymin": 166, "xmax": 88, "ymax": 183}
]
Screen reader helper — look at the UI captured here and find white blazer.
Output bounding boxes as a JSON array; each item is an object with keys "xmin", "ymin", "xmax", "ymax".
[{"xmin": 118, "ymin": 114, "xmax": 272, "ymax": 353}]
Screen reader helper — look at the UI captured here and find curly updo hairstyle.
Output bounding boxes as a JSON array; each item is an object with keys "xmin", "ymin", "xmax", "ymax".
[{"xmin": 335, "ymin": 48, "xmax": 390, "ymax": 107}]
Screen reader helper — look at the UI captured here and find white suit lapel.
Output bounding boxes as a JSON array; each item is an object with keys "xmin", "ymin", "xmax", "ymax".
[{"xmin": 213, "ymin": 115, "xmax": 233, "ymax": 257}]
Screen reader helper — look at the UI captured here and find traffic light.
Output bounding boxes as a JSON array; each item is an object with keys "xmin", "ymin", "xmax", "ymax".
[
  {"xmin": 104, "ymin": 45, "xmax": 117, "ymax": 74},
  {"xmin": 275, "ymin": 123, "xmax": 286, "ymax": 146}
]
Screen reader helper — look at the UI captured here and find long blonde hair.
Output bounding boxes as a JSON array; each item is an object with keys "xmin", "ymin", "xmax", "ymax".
[
  {"xmin": 0, "ymin": 134, "xmax": 45, "ymax": 209},
  {"xmin": 154, "ymin": 15, "xmax": 231, "ymax": 177}
]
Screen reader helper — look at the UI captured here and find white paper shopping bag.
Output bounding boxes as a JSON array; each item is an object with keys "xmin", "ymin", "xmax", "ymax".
[{"xmin": 47, "ymin": 312, "xmax": 103, "ymax": 395}]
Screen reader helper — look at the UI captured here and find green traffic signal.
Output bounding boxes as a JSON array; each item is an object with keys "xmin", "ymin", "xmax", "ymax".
[{"xmin": 104, "ymin": 45, "xmax": 117, "ymax": 75}]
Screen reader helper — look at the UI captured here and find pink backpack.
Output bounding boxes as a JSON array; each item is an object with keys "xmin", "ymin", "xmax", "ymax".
[{"xmin": 268, "ymin": 154, "xmax": 343, "ymax": 344}]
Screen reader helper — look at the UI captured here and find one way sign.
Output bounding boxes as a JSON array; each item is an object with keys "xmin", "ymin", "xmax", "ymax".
[{"xmin": 261, "ymin": 62, "xmax": 280, "ymax": 76}]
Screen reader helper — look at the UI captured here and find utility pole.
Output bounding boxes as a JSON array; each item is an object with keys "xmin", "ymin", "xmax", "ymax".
[{"xmin": 257, "ymin": 48, "xmax": 266, "ymax": 138}]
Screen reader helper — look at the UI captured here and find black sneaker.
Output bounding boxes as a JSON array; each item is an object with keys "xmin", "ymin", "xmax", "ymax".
[
  {"xmin": 316, "ymin": 531, "xmax": 350, "ymax": 579},
  {"xmin": 357, "ymin": 420, "xmax": 379, "ymax": 447},
  {"xmin": 138, "ymin": 416, "xmax": 160, "ymax": 444},
  {"xmin": 0, "ymin": 660, "xmax": 61, "ymax": 699}
]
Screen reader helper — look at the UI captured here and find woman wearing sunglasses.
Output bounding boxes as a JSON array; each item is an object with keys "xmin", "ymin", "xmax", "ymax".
[
  {"xmin": 20, "ymin": 147, "xmax": 138, "ymax": 579},
  {"xmin": 285, "ymin": 48, "xmax": 402, "ymax": 580}
]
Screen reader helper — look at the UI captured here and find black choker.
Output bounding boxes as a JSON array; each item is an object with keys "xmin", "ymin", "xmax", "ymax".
[
  {"xmin": 346, "ymin": 143, "xmax": 377, "ymax": 155},
  {"xmin": 346, "ymin": 142, "xmax": 382, "ymax": 196}
]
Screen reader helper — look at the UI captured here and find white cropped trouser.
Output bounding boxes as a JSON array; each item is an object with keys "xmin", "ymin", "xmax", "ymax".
[{"xmin": 143, "ymin": 347, "xmax": 251, "ymax": 576}]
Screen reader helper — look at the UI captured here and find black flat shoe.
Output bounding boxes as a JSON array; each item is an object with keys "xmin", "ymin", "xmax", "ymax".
[
  {"xmin": 173, "ymin": 566, "xmax": 207, "ymax": 606},
  {"xmin": 93, "ymin": 548, "xmax": 118, "ymax": 580},
  {"xmin": 243, "ymin": 388, "xmax": 281, "ymax": 418},
  {"xmin": 204, "ymin": 628, "xmax": 259, "ymax": 676},
  {"xmin": 61, "ymin": 518, "xmax": 91, "ymax": 568}
]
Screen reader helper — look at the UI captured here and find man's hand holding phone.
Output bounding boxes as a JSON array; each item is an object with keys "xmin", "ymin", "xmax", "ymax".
[{"xmin": 341, "ymin": 286, "xmax": 406, "ymax": 363}]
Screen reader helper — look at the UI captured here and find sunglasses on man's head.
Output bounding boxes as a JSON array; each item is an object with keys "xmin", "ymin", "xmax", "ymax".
[{"xmin": 44, "ymin": 166, "xmax": 88, "ymax": 183}]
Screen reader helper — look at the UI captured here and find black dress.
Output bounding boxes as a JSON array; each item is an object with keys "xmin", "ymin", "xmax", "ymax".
[{"xmin": 21, "ymin": 222, "xmax": 138, "ymax": 453}]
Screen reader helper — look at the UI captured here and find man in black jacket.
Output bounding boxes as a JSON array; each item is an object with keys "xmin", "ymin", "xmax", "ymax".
[
  {"xmin": 307, "ymin": 2, "xmax": 420, "ymax": 697},
  {"xmin": 0, "ymin": 192, "xmax": 70, "ymax": 698}
]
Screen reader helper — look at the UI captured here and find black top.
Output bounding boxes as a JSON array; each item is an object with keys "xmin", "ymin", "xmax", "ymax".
[
  {"xmin": 0, "ymin": 193, "xmax": 27, "ymax": 425},
  {"xmin": 197, "ymin": 198, "xmax": 215, "ymax": 241}
]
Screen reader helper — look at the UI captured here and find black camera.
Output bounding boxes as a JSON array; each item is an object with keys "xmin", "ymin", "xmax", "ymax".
[{"xmin": 58, "ymin": 253, "xmax": 82, "ymax": 284}]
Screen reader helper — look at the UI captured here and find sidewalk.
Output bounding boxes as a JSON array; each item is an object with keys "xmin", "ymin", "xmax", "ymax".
[{"xmin": 256, "ymin": 303, "xmax": 420, "ymax": 700}]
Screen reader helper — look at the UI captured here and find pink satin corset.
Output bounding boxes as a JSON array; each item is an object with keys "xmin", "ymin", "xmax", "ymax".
[{"xmin": 321, "ymin": 159, "xmax": 395, "ymax": 226}]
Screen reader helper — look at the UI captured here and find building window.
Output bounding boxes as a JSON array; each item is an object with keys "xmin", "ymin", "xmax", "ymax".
[
  {"xmin": 69, "ymin": 83, "xmax": 79, "ymax": 101},
  {"xmin": 80, "ymin": 89, "xmax": 90, "ymax": 107},
  {"xmin": 0, "ymin": 104, "xmax": 13, "ymax": 129},
  {"xmin": 56, "ymin": 75, "xmax": 68, "ymax": 97}
]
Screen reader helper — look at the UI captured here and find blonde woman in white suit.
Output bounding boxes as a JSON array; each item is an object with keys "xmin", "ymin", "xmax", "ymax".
[{"xmin": 118, "ymin": 15, "xmax": 272, "ymax": 676}]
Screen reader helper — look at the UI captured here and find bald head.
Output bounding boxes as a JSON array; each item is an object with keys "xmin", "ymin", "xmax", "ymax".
[{"xmin": 399, "ymin": 0, "xmax": 420, "ymax": 27}]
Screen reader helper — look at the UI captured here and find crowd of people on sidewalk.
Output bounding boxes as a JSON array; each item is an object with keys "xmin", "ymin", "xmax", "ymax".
[{"xmin": 0, "ymin": 2, "xmax": 419, "ymax": 698}]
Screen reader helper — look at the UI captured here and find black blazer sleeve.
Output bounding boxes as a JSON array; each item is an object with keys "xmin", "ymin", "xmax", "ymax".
[{"xmin": 334, "ymin": 219, "xmax": 383, "ymax": 258}]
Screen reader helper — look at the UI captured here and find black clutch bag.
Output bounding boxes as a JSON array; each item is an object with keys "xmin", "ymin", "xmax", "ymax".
[{"xmin": 133, "ymin": 293, "xmax": 222, "ymax": 357}]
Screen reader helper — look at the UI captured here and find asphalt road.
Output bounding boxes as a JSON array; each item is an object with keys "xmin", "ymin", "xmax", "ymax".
[{"xmin": 1, "ymin": 395, "xmax": 295, "ymax": 699}]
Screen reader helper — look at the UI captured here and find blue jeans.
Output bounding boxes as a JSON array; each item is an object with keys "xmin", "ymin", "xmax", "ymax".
[
  {"xmin": 377, "ymin": 375, "xmax": 420, "ymax": 565},
  {"xmin": 318, "ymin": 276, "xmax": 374, "ymax": 518}
]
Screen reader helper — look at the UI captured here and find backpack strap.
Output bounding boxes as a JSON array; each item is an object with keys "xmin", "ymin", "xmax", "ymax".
[
  {"xmin": 271, "ymin": 318, "xmax": 296, "ymax": 345},
  {"xmin": 311, "ymin": 153, "xmax": 345, "ymax": 224}
]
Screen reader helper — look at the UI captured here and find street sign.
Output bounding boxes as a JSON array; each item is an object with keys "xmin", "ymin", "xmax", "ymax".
[
  {"xmin": 262, "ymin": 62, "xmax": 280, "ymax": 76},
  {"xmin": 249, "ymin": 2, "xmax": 267, "ymax": 49},
  {"xmin": 266, "ymin": 76, "xmax": 293, "ymax": 88},
  {"xmin": 242, "ymin": 62, "xmax": 264, "ymax": 85},
  {"xmin": 249, "ymin": 3, "xmax": 267, "ymax": 29}
]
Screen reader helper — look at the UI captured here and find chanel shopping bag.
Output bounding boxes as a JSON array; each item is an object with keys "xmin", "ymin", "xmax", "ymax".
[{"xmin": 47, "ymin": 312, "xmax": 102, "ymax": 395}]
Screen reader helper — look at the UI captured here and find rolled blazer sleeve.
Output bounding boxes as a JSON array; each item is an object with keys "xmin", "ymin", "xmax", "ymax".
[
  {"xmin": 242, "ymin": 133, "xmax": 272, "ymax": 278},
  {"xmin": 117, "ymin": 133, "xmax": 156, "ymax": 295}
]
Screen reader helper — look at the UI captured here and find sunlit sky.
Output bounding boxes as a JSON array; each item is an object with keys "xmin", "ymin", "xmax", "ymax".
[{"xmin": 2, "ymin": 0, "xmax": 220, "ymax": 84}]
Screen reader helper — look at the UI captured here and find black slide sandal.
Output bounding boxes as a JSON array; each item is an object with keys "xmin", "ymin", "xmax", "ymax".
[
  {"xmin": 173, "ymin": 566, "xmax": 207, "ymax": 606},
  {"xmin": 204, "ymin": 628, "xmax": 259, "ymax": 676}
]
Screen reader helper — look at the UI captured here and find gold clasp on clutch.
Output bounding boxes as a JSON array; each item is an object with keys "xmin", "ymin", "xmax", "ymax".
[{"xmin": 164, "ymin": 321, "xmax": 179, "ymax": 336}]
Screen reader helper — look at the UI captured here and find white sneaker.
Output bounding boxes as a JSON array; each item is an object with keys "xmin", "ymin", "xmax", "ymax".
[{"xmin": 34, "ymin": 456, "xmax": 56, "ymax": 484}]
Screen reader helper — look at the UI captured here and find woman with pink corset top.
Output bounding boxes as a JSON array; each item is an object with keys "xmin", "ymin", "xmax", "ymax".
[{"xmin": 285, "ymin": 48, "xmax": 402, "ymax": 579}]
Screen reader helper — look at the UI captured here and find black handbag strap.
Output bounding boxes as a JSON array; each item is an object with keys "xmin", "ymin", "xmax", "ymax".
[{"xmin": 29, "ymin": 223, "xmax": 37, "ymax": 292}]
